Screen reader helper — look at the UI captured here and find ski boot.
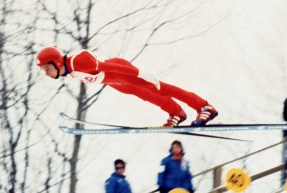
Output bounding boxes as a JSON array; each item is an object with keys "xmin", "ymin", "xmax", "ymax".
[
  {"xmin": 191, "ymin": 103, "xmax": 218, "ymax": 126},
  {"xmin": 164, "ymin": 108, "xmax": 187, "ymax": 126}
]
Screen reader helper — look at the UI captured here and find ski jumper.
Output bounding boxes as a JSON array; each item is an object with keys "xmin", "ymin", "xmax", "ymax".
[{"xmin": 64, "ymin": 50, "xmax": 208, "ymax": 116}]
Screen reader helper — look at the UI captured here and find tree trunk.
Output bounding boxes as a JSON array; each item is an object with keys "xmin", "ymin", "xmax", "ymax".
[{"xmin": 69, "ymin": 83, "xmax": 87, "ymax": 193}]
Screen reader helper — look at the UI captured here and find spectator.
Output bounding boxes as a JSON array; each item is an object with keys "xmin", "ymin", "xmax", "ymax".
[
  {"xmin": 105, "ymin": 159, "xmax": 132, "ymax": 193},
  {"xmin": 157, "ymin": 140, "xmax": 194, "ymax": 193}
]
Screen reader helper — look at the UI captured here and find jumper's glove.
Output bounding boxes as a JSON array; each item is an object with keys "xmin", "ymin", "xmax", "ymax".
[{"xmin": 138, "ymin": 71, "xmax": 160, "ymax": 90}]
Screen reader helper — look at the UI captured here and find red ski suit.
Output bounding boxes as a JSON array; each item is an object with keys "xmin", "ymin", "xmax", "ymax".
[{"xmin": 64, "ymin": 50, "xmax": 207, "ymax": 115}]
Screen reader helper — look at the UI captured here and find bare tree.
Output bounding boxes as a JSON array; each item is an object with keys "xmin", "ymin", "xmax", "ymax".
[
  {"xmin": 0, "ymin": 1, "xmax": 60, "ymax": 192},
  {"xmin": 38, "ymin": 1, "xmax": 99, "ymax": 192}
]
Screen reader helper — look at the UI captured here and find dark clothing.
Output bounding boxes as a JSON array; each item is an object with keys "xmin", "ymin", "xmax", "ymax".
[
  {"xmin": 157, "ymin": 154, "xmax": 194, "ymax": 193},
  {"xmin": 283, "ymin": 98, "xmax": 287, "ymax": 121},
  {"xmin": 105, "ymin": 172, "xmax": 132, "ymax": 193}
]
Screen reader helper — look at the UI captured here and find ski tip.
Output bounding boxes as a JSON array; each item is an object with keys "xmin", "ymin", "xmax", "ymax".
[
  {"xmin": 59, "ymin": 125, "xmax": 65, "ymax": 129},
  {"xmin": 59, "ymin": 126, "xmax": 69, "ymax": 133},
  {"xmin": 59, "ymin": 112, "xmax": 65, "ymax": 116}
]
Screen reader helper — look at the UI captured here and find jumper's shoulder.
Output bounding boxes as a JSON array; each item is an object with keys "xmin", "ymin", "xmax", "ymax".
[{"xmin": 70, "ymin": 50, "xmax": 99, "ymax": 74}]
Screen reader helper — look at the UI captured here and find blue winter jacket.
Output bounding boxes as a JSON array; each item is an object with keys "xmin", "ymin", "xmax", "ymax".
[
  {"xmin": 157, "ymin": 154, "xmax": 194, "ymax": 193},
  {"xmin": 105, "ymin": 172, "xmax": 132, "ymax": 193}
]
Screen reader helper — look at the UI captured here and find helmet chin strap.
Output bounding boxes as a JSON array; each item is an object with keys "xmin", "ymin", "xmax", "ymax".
[
  {"xmin": 54, "ymin": 69, "xmax": 60, "ymax": 79},
  {"xmin": 50, "ymin": 63, "xmax": 60, "ymax": 79},
  {"xmin": 52, "ymin": 55, "xmax": 67, "ymax": 79}
]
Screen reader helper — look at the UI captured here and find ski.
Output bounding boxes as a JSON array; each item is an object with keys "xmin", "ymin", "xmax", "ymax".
[
  {"xmin": 59, "ymin": 125, "xmax": 252, "ymax": 141},
  {"xmin": 172, "ymin": 132, "xmax": 251, "ymax": 142},
  {"xmin": 59, "ymin": 123, "xmax": 287, "ymax": 135},
  {"xmin": 59, "ymin": 112, "xmax": 252, "ymax": 141},
  {"xmin": 60, "ymin": 112, "xmax": 127, "ymax": 127}
]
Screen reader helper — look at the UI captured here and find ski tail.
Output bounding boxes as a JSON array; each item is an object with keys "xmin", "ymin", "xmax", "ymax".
[{"xmin": 172, "ymin": 132, "xmax": 252, "ymax": 142}]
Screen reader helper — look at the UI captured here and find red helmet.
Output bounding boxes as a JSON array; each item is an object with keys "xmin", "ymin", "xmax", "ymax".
[{"xmin": 36, "ymin": 47, "xmax": 64, "ymax": 70}]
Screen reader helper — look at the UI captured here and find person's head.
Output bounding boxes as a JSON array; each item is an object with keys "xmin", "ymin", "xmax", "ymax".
[
  {"xmin": 114, "ymin": 159, "xmax": 126, "ymax": 175},
  {"xmin": 170, "ymin": 140, "xmax": 184, "ymax": 157},
  {"xmin": 36, "ymin": 46, "xmax": 64, "ymax": 79}
]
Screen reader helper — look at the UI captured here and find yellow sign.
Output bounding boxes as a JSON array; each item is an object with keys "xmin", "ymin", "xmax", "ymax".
[
  {"xmin": 225, "ymin": 168, "xmax": 251, "ymax": 192},
  {"xmin": 284, "ymin": 180, "xmax": 287, "ymax": 192},
  {"xmin": 169, "ymin": 188, "xmax": 189, "ymax": 193}
]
